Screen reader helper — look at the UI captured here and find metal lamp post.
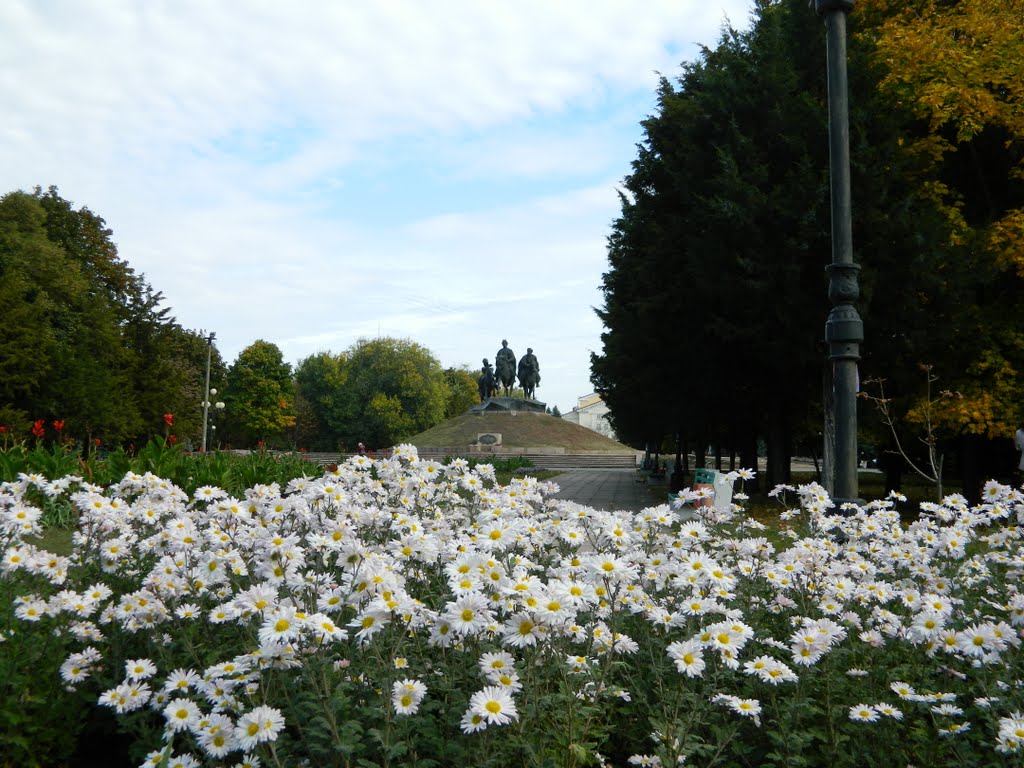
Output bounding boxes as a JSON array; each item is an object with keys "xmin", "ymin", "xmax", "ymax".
[
  {"xmin": 207, "ymin": 391, "xmax": 225, "ymax": 451},
  {"xmin": 201, "ymin": 332, "xmax": 215, "ymax": 453},
  {"xmin": 816, "ymin": 0, "xmax": 863, "ymax": 504}
]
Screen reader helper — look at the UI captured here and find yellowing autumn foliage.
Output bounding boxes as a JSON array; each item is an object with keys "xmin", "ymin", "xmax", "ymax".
[{"xmin": 862, "ymin": 0, "xmax": 1024, "ymax": 438}]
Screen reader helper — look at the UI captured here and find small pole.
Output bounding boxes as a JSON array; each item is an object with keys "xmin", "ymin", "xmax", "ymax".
[{"xmin": 201, "ymin": 332, "xmax": 215, "ymax": 452}]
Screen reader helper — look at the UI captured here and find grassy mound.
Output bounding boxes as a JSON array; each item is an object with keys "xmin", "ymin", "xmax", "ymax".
[{"xmin": 409, "ymin": 411, "xmax": 634, "ymax": 453}]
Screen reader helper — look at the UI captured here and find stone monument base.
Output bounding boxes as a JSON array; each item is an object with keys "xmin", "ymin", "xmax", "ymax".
[{"xmin": 469, "ymin": 397, "xmax": 547, "ymax": 414}]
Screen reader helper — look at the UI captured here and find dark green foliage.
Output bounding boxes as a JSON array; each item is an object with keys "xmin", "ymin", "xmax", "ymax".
[
  {"xmin": 0, "ymin": 579, "xmax": 91, "ymax": 767},
  {"xmin": 224, "ymin": 340, "xmax": 296, "ymax": 447},
  {"xmin": 0, "ymin": 187, "xmax": 229, "ymax": 451},
  {"xmin": 444, "ymin": 366, "xmax": 480, "ymax": 419},
  {"xmin": 293, "ymin": 350, "xmax": 350, "ymax": 451},
  {"xmin": 592, "ymin": 3, "xmax": 833, "ymax": 483},
  {"xmin": 590, "ymin": 0, "xmax": 973, "ymax": 487},
  {"xmin": 294, "ymin": 338, "xmax": 452, "ymax": 451},
  {"xmin": 0, "ymin": 441, "xmax": 316, "ymax": 500}
]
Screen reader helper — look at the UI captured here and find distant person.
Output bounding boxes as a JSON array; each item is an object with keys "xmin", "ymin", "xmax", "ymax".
[
  {"xmin": 357, "ymin": 442, "xmax": 366, "ymax": 456},
  {"xmin": 1016, "ymin": 426, "xmax": 1024, "ymax": 474}
]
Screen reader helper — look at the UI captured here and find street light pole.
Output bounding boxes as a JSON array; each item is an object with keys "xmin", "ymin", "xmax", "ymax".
[
  {"xmin": 816, "ymin": 0, "xmax": 862, "ymax": 504},
  {"xmin": 201, "ymin": 331, "xmax": 215, "ymax": 453}
]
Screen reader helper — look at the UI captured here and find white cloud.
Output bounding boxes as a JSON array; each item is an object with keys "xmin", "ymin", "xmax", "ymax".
[{"xmin": 1, "ymin": 0, "xmax": 754, "ymax": 415}]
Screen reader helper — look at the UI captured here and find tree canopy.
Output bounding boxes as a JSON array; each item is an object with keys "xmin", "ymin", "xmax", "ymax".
[
  {"xmin": 0, "ymin": 188, "xmax": 215, "ymax": 448},
  {"xmin": 591, "ymin": 0, "xmax": 1023, "ymax": 489},
  {"xmin": 1, "ymin": 188, "xmax": 477, "ymax": 453},
  {"xmin": 865, "ymin": 0, "xmax": 1024, "ymax": 439},
  {"xmin": 225, "ymin": 340, "xmax": 295, "ymax": 446},
  {"xmin": 294, "ymin": 338, "xmax": 451, "ymax": 450}
]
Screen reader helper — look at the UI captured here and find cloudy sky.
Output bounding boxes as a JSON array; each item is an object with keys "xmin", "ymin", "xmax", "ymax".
[{"xmin": 3, "ymin": 0, "xmax": 754, "ymax": 414}]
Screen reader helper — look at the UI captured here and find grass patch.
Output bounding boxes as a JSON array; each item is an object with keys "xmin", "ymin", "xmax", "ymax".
[
  {"xmin": 29, "ymin": 528, "xmax": 73, "ymax": 556},
  {"xmin": 409, "ymin": 411, "xmax": 635, "ymax": 453}
]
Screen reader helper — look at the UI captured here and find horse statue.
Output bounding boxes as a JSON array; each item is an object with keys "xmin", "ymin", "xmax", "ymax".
[
  {"xmin": 478, "ymin": 359, "xmax": 497, "ymax": 401},
  {"xmin": 494, "ymin": 340, "xmax": 517, "ymax": 397},
  {"xmin": 517, "ymin": 348, "xmax": 540, "ymax": 401}
]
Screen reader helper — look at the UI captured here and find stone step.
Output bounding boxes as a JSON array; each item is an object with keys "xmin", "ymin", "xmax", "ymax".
[{"xmin": 415, "ymin": 451, "xmax": 637, "ymax": 469}]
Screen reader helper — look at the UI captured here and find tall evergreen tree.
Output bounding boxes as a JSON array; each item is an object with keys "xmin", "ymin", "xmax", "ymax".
[{"xmin": 592, "ymin": 0, "xmax": 966, "ymax": 487}]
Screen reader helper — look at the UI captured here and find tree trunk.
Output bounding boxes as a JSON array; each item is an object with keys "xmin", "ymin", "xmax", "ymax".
[
  {"xmin": 881, "ymin": 438, "xmax": 903, "ymax": 494},
  {"xmin": 671, "ymin": 432, "xmax": 686, "ymax": 493},
  {"xmin": 960, "ymin": 434, "xmax": 982, "ymax": 505},
  {"xmin": 765, "ymin": 407, "xmax": 791, "ymax": 489},
  {"xmin": 822, "ymin": 360, "xmax": 836, "ymax": 495},
  {"xmin": 740, "ymin": 432, "xmax": 760, "ymax": 493}
]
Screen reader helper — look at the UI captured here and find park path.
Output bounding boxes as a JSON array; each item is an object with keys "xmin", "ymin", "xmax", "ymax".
[{"xmin": 548, "ymin": 468, "xmax": 668, "ymax": 513}]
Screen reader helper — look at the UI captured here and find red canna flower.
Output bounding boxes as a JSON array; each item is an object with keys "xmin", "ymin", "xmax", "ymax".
[
  {"xmin": 168, "ymin": 434, "xmax": 177, "ymax": 445},
  {"xmin": 53, "ymin": 419, "xmax": 65, "ymax": 431},
  {"xmin": 163, "ymin": 413, "xmax": 174, "ymax": 427},
  {"xmin": 31, "ymin": 419, "xmax": 46, "ymax": 438},
  {"xmin": 0, "ymin": 425, "xmax": 7, "ymax": 433},
  {"xmin": 93, "ymin": 438, "xmax": 101, "ymax": 447}
]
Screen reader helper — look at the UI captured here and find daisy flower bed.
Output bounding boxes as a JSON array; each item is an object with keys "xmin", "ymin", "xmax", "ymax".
[{"xmin": 2, "ymin": 445, "xmax": 1023, "ymax": 767}]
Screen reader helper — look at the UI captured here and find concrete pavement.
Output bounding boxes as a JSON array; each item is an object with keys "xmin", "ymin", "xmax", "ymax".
[
  {"xmin": 546, "ymin": 463, "xmax": 882, "ymax": 513},
  {"xmin": 548, "ymin": 468, "xmax": 669, "ymax": 513}
]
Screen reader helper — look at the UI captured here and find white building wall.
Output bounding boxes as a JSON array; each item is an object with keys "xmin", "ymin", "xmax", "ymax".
[{"xmin": 562, "ymin": 394, "xmax": 616, "ymax": 440}]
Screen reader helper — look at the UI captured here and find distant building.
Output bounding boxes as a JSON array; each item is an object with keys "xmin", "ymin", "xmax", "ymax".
[{"xmin": 562, "ymin": 393, "xmax": 616, "ymax": 440}]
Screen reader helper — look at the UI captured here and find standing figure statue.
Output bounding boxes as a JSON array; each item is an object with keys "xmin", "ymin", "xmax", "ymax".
[
  {"xmin": 494, "ymin": 340, "xmax": 517, "ymax": 397},
  {"xmin": 517, "ymin": 347, "xmax": 540, "ymax": 400},
  {"xmin": 478, "ymin": 358, "xmax": 497, "ymax": 401}
]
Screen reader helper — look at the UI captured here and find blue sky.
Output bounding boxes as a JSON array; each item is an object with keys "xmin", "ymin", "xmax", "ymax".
[{"xmin": 2, "ymin": 0, "xmax": 754, "ymax": 415}]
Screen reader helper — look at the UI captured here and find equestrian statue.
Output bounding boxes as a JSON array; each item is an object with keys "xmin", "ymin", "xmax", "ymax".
[
  {"xmin": 494, "ymin": 340, "xmax": 517, "ymax": 397},
  {"xmin": 517, "ymin": 347, "xmax": 540, "ymax": 401},
  {"xmin": 478, "ymin": 359, "xmax": 497, "ymax": 401}
]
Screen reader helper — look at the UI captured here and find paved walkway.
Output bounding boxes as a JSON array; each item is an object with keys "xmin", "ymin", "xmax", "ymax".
[{"xmin": 549, "ymin": 468, "xmax": 670, "ymax": 513}]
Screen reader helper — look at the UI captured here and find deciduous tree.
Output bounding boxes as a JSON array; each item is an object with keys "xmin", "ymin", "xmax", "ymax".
[
  {"xmin": 444, "ymin": 366, "xmax": 480, "ymax": 419},
  {"xmin": 337, "ymin": 338, "xmax": 449, "ymax": 449},
  {"xmin": 225, "ymin": 340, "xmax": 295, "ymax": 447},
  {"xmin": 294, "ymin": 351, "xmax": 351, "ymax": 451},
  {"xmin": 865, "ymin": 0, "xmax": 1024, "ymax": 440}
]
